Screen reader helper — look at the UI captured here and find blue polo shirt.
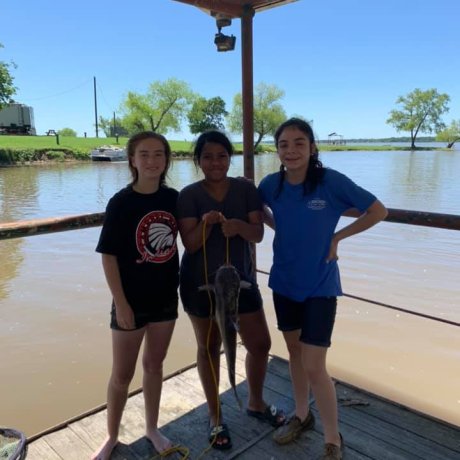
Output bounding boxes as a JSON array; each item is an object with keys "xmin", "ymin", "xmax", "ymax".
[{"xmin": 258, "ymin": 168, "xmax": 376, "ymax": 301}]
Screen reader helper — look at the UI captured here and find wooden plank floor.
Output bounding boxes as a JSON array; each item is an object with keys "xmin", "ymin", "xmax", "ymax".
[{"xmin": 27, "ymin": 345, "xmax": 460, "ymax": 459}]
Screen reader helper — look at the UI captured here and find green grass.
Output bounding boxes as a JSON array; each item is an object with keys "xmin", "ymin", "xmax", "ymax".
[
  {"xmin": 0, "ymin": 135, "xmax": 199, "ymax": 164},
  {"xmin": 0, "ymin": 135, "xmax": 195, "ymax": 151}
]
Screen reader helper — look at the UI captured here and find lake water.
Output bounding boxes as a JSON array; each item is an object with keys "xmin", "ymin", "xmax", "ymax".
[{"xmin": 1, "ymin": 148, "xmax": 459, "ymax": 435}]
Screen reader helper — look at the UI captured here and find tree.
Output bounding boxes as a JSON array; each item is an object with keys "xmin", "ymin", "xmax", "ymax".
[
  {"xmin": 98, "ymin": 116, "xmax": 129, "ymax": 137},
  {"xmin": 436, "ymin": 119, "xmax": 460, "ymax": 148},
  {"xmin": 120, "ymin": 78, "xmax": 195, "ymax": 135},
  {"xmin": 0, "ymin": 43, "xmax": 17, "ymax": 109},
  {"xmin": 188, "ymin": 96, "xmax": 227, "ymax": 134},
  {"xmin": 58, "ymin": 127, "xmax": 77, "ymax": 137},
  {"xmin": 386, "ymin": 88, "xmax": 450, "ymax": 149},
  {"xmin": 228, "ymin": 82, "xmax": 286, "ymax": 152}
]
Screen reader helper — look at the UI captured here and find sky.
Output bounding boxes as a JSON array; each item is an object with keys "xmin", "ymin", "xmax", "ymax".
[{"xmin": 1, "ymin": 0, "xmax": 460, "ymax": 141}]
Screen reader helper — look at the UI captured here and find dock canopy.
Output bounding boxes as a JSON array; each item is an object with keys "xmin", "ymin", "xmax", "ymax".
[{"xmin": 173, "ymin": 0, "xmax": 297, "ymax": 18}]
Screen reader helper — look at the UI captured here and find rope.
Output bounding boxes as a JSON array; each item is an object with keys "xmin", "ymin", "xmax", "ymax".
[
  {"xmin": 257, "ymin": 268, "xmax": 460, "ymax": 327},
  {"xmin": 196, "ymin": 216, "xmax": 235, "ymax": 459},
  {"xmin": 195, "ymin": 219, "xmax": 221, "ymax": 460},
  {"xmin": 343, "ymin": 293, "xmax": 460, "ymax": 327},
  {"xmin": 149, "ymin": 445, "xmax": 190, "ymax": 459}
]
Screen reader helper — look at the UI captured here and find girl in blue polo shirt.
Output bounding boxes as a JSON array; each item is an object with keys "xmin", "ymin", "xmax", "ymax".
[{"xmin": 258, "ymin": 118, "xmax": 387, "ymax": 460}]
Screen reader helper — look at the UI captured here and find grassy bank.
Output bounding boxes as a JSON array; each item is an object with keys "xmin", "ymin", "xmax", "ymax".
[
  {"xmin": 0, "ymin": 135, "xmax": 440, "ymax": 165},
  {"xmin": 0, "ymin": 136, "xmax": 195, "ymax": 164}
]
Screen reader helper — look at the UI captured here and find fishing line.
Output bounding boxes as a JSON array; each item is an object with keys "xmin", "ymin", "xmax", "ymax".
[
  {"xmin": 196, "ymin": 216, "xmax": 235, "ymax": 458},
  {"xmin": 225, "ymin": 230, "xmax": 230, "ymax": 265},
  {"xmin": 198, "ymin": 218, "xmax": 221, "ymax": 458}
]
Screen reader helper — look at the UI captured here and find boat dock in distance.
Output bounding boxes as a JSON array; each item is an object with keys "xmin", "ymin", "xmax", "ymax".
[
  {"xmin": 90, "ymin": 146, "xmax": 127, "ymax": 162},
  {"xmin": 27, "ymin": 345, "xmax": 460, "ymax": 459}
]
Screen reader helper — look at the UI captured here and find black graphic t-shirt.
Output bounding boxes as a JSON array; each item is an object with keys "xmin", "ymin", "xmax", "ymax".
[{"xmin": 96, "ymin": 185, "xmax": 179, "ymax": 313}]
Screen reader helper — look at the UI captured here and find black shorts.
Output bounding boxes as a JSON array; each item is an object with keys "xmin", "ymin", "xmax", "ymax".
[
  {"xmin": 273, "ymin": 292, "xmax": 337, "ymax": 347},
  {"xmin": 110, "ymin": 295, "xmax": 178, "ymax": 330},
  {"xmin": 180, "ymin": 283, "xmax": 263, "ymax": 318}
]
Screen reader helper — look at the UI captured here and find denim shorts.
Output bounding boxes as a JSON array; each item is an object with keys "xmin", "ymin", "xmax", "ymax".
[
  {"xmin": 180, "ymin": 283, "xmax": 263, "ymax": 318},
  {"xmin": 110, "ymin": 296, "xmax": 178, "ymax": 330},
  {"xmin": 273, "ymin": 292, "xmax": 337, "ymax": 347}
]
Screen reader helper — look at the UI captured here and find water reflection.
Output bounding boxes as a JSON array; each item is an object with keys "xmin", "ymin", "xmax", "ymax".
[{"xmin": 0, "ymin": 166, "xmax": 41, "ymax": 299}]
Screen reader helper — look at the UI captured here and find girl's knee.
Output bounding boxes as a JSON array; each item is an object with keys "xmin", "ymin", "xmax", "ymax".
[
  {"xmin": 142, "ymin": 357, "xmax": 164, "ymax": 375},
  {"xmin": 245, "ymin": 336, "xmax": 271, "ymax": 358},
  {"xmin": 197, "ymin": 342, "xmax": 220, "ymax": 360},
  {"xmin": 110, "ymin": 371, "xmax": 134, "ymax": 389},
  {"xmin": 304, "ymin": 365, "xmax": 328, "ymax": 385}
]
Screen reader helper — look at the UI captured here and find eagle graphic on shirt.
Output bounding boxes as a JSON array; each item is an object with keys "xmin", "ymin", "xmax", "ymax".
[{"xmin": 135, "ymin": 210, "xmax": 177, "ymax": 263}]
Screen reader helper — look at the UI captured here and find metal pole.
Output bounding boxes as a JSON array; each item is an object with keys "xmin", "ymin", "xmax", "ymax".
[
  {"xmin": 241, "ymin": 6, "xmax": 255, "ymax": 181},
  {"xmin": 94, "ymin": 76, "xmax": 99, "ymax": 138}
]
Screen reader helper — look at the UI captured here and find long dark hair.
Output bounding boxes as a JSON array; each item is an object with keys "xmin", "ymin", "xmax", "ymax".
[
  {"xmin": 274, "ymin": 118, "xmax": 324, "ymax": 198},
  {"xmin": 192, "ymin": 130, "xmax": 234, "ymax": 167},
  {"xmin": 126, "ymin": 131, "xmax": 172, "ymax": 186}
]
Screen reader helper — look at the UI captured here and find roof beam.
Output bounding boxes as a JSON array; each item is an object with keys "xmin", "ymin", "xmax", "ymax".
[{"xmin": 172, "ymin": 0, "xmax": 243, "ymax": 18}]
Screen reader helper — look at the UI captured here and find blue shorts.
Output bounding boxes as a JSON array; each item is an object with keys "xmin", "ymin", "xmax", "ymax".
[
  {"xmin": 180, "ymin": 283, "xmax": 263, "ymax": 318},
  {"xmin": 273, "ymin": 292, "xmax": 337, "ymax": 347}
]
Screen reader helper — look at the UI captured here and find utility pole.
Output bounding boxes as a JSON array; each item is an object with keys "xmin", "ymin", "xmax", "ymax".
[{"xmin": 94, "ymin": 76, "xmax": 99, "ymax": 138}]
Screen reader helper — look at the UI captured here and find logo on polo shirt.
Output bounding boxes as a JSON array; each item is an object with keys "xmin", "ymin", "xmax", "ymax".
[
  {"xmin": 136, "ymin": 211, "xmax": 177, "ymax": 263},
  {"xmin": 307, "ymin": 198, "xmax": 327, "ymax": 210}
]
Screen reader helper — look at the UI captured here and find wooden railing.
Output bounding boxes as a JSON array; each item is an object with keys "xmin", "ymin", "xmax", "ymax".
[
  {"xmin": 1, "ymin": 208, "xmax": 459, "ymax": 328},
  {"xmin": 1, "ymin": 208, "xmax": 459, "ymax": 241}
]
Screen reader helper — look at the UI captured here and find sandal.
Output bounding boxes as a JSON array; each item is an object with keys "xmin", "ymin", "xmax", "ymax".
[
  {"xmin": 273, "ymin": 411, "xmax": 315, "ymax": 445},
  {"xmin": 247, "ymin": 404, "xmax": 286, "ymax": 428},
  {"xmin": 208, "ymin": 423, "xmax": 232, "ymax": 450}
]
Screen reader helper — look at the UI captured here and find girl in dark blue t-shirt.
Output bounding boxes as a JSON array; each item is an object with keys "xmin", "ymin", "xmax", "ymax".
[{"xmin": 259, "ymin": 118, "xmax": 387, "ymax": 459}]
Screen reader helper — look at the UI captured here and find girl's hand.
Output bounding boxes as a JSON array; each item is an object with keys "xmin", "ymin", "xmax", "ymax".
[
  {"xmin": 202, "ymin": 211, "xmax": 224, "ymax": 226},
  {"xmin": 326, "ymin": 238, "xmax": 339, "ymax": 263},
  {"xmin": 221, "ymin": 218, "xmax": 240, "ymax": 238},
  {"xmin": 115, "ymin": 302, "xmax": 135, "ymax": 330}
]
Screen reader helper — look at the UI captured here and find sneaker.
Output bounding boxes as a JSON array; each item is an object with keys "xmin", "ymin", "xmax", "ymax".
[
  {"xmin": 321, "ymin": 433, "xmax": 344, "ymax": 460},
  {"xmin": 273, "ymin": 411, "xmax": 315, "ymax": 445}
]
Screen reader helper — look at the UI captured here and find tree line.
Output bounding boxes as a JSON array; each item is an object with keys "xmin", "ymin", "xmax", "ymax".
[
  {"xmin": 1, "ymin": 43, "xmax": 459, "ymax": 149},
  {"xmin": 97, "ymin": 78, "xmax": 286, "ymax": 152}
]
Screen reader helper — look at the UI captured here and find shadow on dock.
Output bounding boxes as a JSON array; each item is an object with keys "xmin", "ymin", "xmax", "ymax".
[{"xmin": 27, "ymin": 345, "xmax": 460, "ymax": 459}]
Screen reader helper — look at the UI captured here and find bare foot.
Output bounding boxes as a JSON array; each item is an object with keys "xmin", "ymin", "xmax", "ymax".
[
  {"xmin": 147, "ymin": 428, "xmax": 173, "ymax": 453},
  {"xmin": 91, "ymin": 436, "xmax": 118, "ymax": 460}
]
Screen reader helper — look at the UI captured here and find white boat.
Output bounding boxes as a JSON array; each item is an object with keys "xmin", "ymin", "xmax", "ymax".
[{"xmin": 90, "ymin": 146, "xmax": 127, "ymax": 162}]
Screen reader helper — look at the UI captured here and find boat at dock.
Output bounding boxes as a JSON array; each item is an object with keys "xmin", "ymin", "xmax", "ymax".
[{"xmin": 90, "ymin": 146, "xmax": 127, "ymax": 162}]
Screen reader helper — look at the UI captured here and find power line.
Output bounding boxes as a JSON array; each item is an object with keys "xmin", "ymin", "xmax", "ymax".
[{"xmin": 25, "ymin": 78, "xmax": 92, "ymax": 101}]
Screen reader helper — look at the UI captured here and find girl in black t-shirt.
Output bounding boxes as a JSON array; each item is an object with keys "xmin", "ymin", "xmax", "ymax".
[{"xmin": 93, "ymin": 132, "xmax": 179, "ymax": 459}]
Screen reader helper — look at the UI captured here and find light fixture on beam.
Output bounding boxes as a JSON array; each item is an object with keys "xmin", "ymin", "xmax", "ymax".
[
  {"xmin": 214, "ymin": 14, "xmax": 236, "ymax": 52},
  {"xmin": 214, "ymin": 31, "xmax": 236, "ymax": 51}
]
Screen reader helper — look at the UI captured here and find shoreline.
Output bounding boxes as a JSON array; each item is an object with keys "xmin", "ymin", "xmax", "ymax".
[{"xmin": 0, "ymin": 144, "xmax": 449, "ymax": 167}]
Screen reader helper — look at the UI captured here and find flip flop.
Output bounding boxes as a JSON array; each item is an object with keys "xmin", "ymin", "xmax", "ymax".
[
  {"xmin": 208, "ymin": 423, "xmax": 232, "ymax": 450},
  {"xmin": 247, "ymin": 404, "xmax": 286, "ymax": 427}
]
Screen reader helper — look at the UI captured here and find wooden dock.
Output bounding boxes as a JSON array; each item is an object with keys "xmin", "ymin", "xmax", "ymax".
[{"xmin": 27, "ymin": 345, "xmax": 460, "ymax": 459}]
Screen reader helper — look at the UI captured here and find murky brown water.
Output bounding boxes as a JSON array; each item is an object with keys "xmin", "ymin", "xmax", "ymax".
[{"xmin": 1, "ymin": 150, "xmax": 459, "ymax": 435}]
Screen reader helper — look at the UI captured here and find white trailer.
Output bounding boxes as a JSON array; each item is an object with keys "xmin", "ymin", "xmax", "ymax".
[{"xmin": 0, "ymin": 103, "xmax": 36, "ymax": 135}]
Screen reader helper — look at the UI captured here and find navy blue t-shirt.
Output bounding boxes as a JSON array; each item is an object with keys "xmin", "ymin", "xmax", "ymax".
[{"xmin": 258, "ymin": 168, "xmax": 376, "ymax": 301}]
